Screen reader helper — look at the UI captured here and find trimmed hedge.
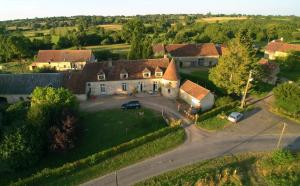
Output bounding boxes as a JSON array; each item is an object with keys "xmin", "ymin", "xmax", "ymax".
[
  {"xmin": 13, "ymin": 126, "xmax": 181, "ymax": 186},
  {"xmin": 198, "ymin": 101, "xmax": 239, "ymax": 121}
]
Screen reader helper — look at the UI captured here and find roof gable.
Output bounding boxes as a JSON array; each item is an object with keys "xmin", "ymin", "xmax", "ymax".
[
  {"xmin": 153, "ymin": 43, "xmax": 219, "ymax": 57},
  {"xmin": 36, "ymin": 50, "xmax": 93, "ymax": 63},
  {"xmin": 180, "ymin": 80, "xmax": 210, "ymax": 100}
]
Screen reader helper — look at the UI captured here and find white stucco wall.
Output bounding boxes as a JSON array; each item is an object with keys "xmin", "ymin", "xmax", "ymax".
[
  {"xmin": 174, "ymin": 56, "xmax": 219, "ymax": 68},
  {"xmin": 87, "ymin": 79, "xmax": 162, "ymax": 96},
  {"xmin": 179, "ymin": 90, "xmax": 214, "ymax": 111},
  {"xmin": 161, "ymin": 79, "xmax": 180, "ymax": 99}
]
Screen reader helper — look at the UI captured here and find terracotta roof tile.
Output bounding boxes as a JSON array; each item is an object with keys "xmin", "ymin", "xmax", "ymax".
[
  {"xmin": 180, "ymin": 80, "xmax": 210, "ymax": 100},
  {"xmin": 153, "ymin": 43, "xmax": 219, "ymax": 57},
  {"xmin": 36, "ymin": 50, "xmax": 93, "ymax": 63},
  {"xmin": 162, "ymin": 59, "xmax": 180, "ymax": 81},
  {"xmin": 64, "ymin": 58, "xmax": 170, "ymax": 94},
  {"xmin": 266, "ymin": 41, "xmax": 300, "ymax": 53}
]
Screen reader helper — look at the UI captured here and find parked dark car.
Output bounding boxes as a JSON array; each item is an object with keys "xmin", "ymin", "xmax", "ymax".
[{"xmin": 121, "ymin": 101, "xmax": 141, "ymax": 110}]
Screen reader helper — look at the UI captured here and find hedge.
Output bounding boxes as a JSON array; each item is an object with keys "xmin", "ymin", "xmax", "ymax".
[
  {"xmin": 198, "ymin": 101, "xmax": 239, "ymax": 122},
  {"xmin": 13, "ymin": 126, "xmax": 181, "ymax": 186}
]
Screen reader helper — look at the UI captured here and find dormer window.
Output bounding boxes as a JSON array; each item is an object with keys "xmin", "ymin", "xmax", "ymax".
[
  {"xmin": 143, "ymin": 67, "xmax": 151, "ymax": 78},
  {"xmin": 120, "ymin": 68, "xmax": 128, "ymax": 79},
  {"xmin": 155, "ymin": 66, "xmax": 163, "ymax": 78},
  {"xmin": 155, "ymin": 72, "xmax": 163, "ymax": 77},
  {"xmin": 97, "ymin": 70, "xmax": 106, "ymax": 81}
]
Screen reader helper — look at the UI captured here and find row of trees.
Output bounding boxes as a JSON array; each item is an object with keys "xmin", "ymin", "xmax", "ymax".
[{"xmin": 0, "ymin": 87, "xmax": 79, "ymax": 170}]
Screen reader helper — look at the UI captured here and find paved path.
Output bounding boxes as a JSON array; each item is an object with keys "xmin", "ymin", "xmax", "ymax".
[{"xmin": 80, "ymin": 96, "xmax": 300, "ymax": 186}]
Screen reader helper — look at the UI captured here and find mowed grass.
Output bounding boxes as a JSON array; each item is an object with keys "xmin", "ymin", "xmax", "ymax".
[
  {"xmin": 136, "ymin": 151, "xmax": 300, "ymax": 186},
  {"xmin": 197, "ymin": 116, "xmax": 230, "ymax": 131},
  {"xmin": 197, "ymin": 16, "xmax": 248, "ymax": 23},
  {"xmin": 1, "ymin": 108, "xmax": 169, "ymax": 185},
  {"xmin": 85, "ymin": 43, "xmax": 130, "ymax": 57},
  {"xmin": 29, "ymin": 128, "xmax": 185, "ymax": 186},
  {"xmin": 97, "ymin": 24, "xmax": 122, "ymax": 31}
]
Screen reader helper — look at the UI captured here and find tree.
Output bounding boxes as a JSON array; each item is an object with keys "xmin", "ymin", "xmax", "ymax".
[
  {"xmin": 273, "ymin": 83, "xmax": 300, "ymax": 119},
  {"xmin": 122, "ymin": 18, "xmax": 146, "ymax": 43},
  {"xmin": 209, "ymin": 34, "xmax": 258, "ymax": 95}
]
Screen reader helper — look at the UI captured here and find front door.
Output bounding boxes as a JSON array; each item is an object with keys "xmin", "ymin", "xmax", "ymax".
[
  {"xmin": 138, "ymin": 82, "xmax": 143, "ymax": 92},
  {"xmin": 153, "ymin": 81, "xmax": 158, "ymax": 92}
]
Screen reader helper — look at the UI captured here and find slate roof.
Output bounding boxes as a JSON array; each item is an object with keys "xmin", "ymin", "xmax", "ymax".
[
  {"xmin": 180, "ymin": 80, "xmax": 210, "ymax": 100},
  {"xmin": 0, "ymin": 73, "xmax": 64, "ymax": 94},
  {"xmin": 64, "ymin": 58, "xmax": 172, "ymax": 94},
  {"xmin": 153, "ymin": 43, "xmax": 220, "ymax": 57},
  {"xmin": 265, "ymin": 41, "xmax": 300, "ymax": 53},
  {"xmin": 36, "ymin": 50, "xmax": 93, "ymax": 63}
]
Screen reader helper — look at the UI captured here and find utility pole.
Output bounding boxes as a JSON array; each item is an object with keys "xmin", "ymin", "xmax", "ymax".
[
  {"xmin": 115, "ymin": 171, "xmax": 119, "ymax": 186},
  {"xmin": 240, "ymin": 70, "xmax": 253, "ymax": 108},
  {"xmin": 277, "ymin": 122, "xmax": 287, "ymax": 149}
]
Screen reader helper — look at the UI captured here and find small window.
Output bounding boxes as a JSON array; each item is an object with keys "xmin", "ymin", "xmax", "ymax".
[
  {"xmin": 100, "ymin": 84, "xmax": 106, "ymax": 93},
  {"xmin": 143, "ymin": 72, "xmax": 151, "ymax": 78},
  {"xmin": 120, "ymin": 73, "xmax": 128, "ymax": 79},
  {"xmin": 122, "ymin": 83, "xmax": 127, "ymax": 91},
  {"xmin": 98, "ymin": 74, "xmax": 106, "ymax": 81},
  {"xmin": 155, "ymin": 72, "xmax": 163, "ymax": 77}
]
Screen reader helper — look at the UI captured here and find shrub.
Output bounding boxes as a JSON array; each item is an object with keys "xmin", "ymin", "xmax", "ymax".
[
  {"xmin": 271, "ymin": 149, "xmax": 295, "ymax": 165},
  {"xmin": 273, "ymin": 83, "xmax": 300, "ymax": 119},
  {"xmin": 198, "ymin": 101, "xmax": 239, "ymax": 121},
  {"xmin": 215, "ymin": 96, "xmax": 234, "ymax": 107}
]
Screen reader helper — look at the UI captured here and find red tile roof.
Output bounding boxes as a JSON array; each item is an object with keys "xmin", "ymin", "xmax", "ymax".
[
  {"xmin": 36, "ymin": 50, "xmax": 93, "ymax": 63},
  {"xmin": 180, "ymin": 80, "xmax": 210, "ymax": 100},
  {"xmin": 258, "ymin": 58, "xmax": 279, "ymax": 71},
  {"xmin": 162, "ymin": 59, "xmax": 180, "ymax": 81},
  {"xmin": 153, "ymin": 43, "xmax": 219, "ymax": 57},
  {"xmin": 64, "ymin": 58, "xmax": 171, "ymax": 94},
  {"xmin": 265, "ymin": 41, "xmax": 300, "ymax": 53}
]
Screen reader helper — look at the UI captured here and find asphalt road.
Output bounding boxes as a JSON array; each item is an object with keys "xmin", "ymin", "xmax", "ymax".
[{"xmin": 80, "ymin": 96, "xmax": 300, "ymax": 186}]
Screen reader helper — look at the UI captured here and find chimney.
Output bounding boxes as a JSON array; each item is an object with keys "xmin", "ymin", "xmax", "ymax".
[
  {"xmin": 108, "ymin": 58, "xmax": 113, "ymax": 67},
  {"xmin": 163, "ymin": 54, "xmax": 168, "ymax": 59}
]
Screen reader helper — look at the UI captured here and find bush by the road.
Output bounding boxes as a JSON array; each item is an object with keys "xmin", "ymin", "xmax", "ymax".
[{"xmin": 199, "ymin": 101, "xmax": 239, "ymax": 121}]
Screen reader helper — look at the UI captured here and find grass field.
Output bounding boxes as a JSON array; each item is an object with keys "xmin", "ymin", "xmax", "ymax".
[
  {"xmin": 84, "ymin": 43, "xmax": 130, "ymax": 59},
  {"xmin": 136, "ymin": 150, "xmax": 300, "ymax": 186},
  {"xmin": 1, "ymin": 108, "xmax": 175, "ymax": 185},
  {"xmin": 197, "ymin": 16, "xmax": 248, "ymax": 23},
  {"xmin": 97, "ymin": 24, "xmax": 122, "ymax": 31},
  {"xmin": 197, "ymin": 116, "xmax": 230, "ymax": 131},
  {"xmin": 0, "ymin": 61, "xmax": 31, "ymax": 73}
]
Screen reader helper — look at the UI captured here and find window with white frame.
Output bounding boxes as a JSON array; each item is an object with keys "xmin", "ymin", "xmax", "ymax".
[
  {"xmin": 100, "ymin": 84, "xmax": 106, "ymax": 93},
  {"xmin": 97, "ymin": 74, "xmax": 106, "ymax": 81},
  {"xmin": 155, "ymin": 72, "xmax": 163, "ymax": 77},
  {"xmin": 120, "ymin": 73, "xmax": 128, "ymax": 79},
  {"xmin": 122, "ymin": 83, "xmax": 127, "ymax": 91},
  {"xmin": 143, "ymin": 72, "xmax": 151, "ymax": 78}
]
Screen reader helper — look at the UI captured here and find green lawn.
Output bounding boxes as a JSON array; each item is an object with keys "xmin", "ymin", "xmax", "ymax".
[
  {"xmin": 24, "ymin": 128, "xmax": 185, "ymax": 186},
  {"xmin": 85, "ymin": 43, "xmax": 130, "ymax": 53},
  {"xmin": 0, "ymin": 61, "xmax": 32, "ymax": 73},
  {"xmin": 1, "ymin": 108, "xmax": 175, "ymax": 185},
  {"xmin": 278, "ymin": 64, "xmax": 300, "ymax": 83},
  {"xmin": 250, "ymin": 81, "xmax": 275, "ymax": 99},
  {"xmin": 136, "ymin": 151, "xmax": 300, "ymax": 186},
  {"xmin": 197, "ymin": 116, "xmax": 230, "ymax": 131}
]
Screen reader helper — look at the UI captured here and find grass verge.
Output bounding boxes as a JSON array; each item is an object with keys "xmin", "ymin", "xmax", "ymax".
[{"xmin": 136, "ymin": 150, "xmax": 300, "ymax": 186}]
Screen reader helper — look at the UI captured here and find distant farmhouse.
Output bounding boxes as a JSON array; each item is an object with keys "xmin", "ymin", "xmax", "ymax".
[
  {"xmin": 29, "ymin": 50, "xmax": 96, "ymax": 71},
  {"xmin": 152, "ymin": 43, "xmax": 220, "ymax": 68},
  {"xmin": 65, "ymin": 58, "xmax": 180, "ymax": 99},
  {"xmin": 0, "ymin": 73, "xmax": 64, "ymax": 103},
  {"xmin": 265, "ymin": 39, "xmax": 300, "ymax": 60}
]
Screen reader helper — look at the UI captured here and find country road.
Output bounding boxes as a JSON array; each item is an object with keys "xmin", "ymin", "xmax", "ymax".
[{"xmin": 80, "ymin": 96, "xmax": 300, "ymax": 186}]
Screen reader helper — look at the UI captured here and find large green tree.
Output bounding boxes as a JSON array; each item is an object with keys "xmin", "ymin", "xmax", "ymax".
[
  {"xmin": 209, "ymin": 33, "xmax": 258, "ymax": 95},
  {"xmin": 273, "ymin": 83, "xmax": 300, "ymax": 119}
]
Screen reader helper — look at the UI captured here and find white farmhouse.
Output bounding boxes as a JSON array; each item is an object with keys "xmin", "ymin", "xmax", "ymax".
[{"xmin": 180, "ymin": 80, "xmax": 215, "ymax": 111}]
